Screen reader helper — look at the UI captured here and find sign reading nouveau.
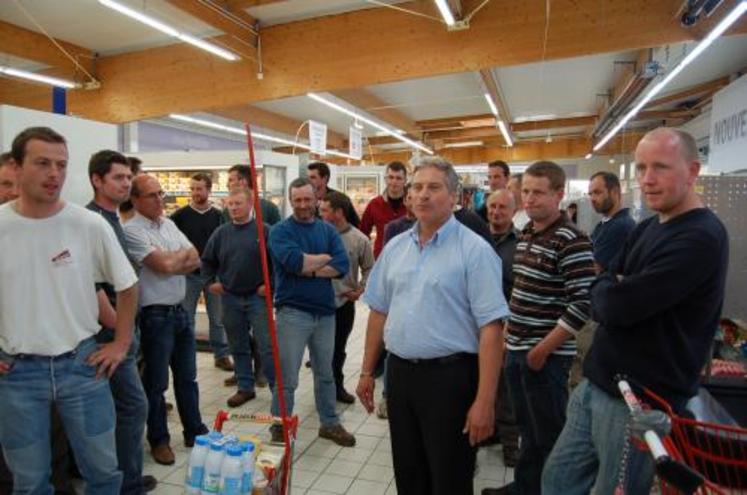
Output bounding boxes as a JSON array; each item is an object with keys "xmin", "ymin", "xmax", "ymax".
[{"xmin": 709, "ymin": 74, "xmax": 747, "ymax": 174}]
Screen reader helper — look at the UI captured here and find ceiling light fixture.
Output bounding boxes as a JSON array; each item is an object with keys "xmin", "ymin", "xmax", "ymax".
[
  {"xmin": 0, "ymin": 65, "xmax": 78, "ymax": 89},
  {"xmin": 307, "ymin": 92, "xmax": 434, "ymax": 154},
  {"xmin": 483, "ymin": 93, "xmax": 514, "ymax": 147},
  {"xmin": 593, "ymin": 0, "xmax": 747, "ymax": 151},
  {"xmin": 169, "ymin": 114, "xmax": 355, "ymax": 159},
  {"xmin": 99, "ymin": 0, "xmax": 239, "ymax": 61},
  {"xmin": 434, "ymin": 0, "xmax": 456, "ymax": 26},
  {"xmin": 443, "ymin": 141, "xmax": 484, "ymax": 148},
  {"xmin": 585, "ymin": 153, "xmax": 593, "ymax": 160}
]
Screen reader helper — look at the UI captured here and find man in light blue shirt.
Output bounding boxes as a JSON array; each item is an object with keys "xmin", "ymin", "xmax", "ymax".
[{"xmin": 356, "ymin": 158, "xmax": 509, "ymax": 495}]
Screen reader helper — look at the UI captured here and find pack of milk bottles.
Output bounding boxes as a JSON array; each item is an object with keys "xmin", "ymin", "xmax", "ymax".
[{"xmin": 186, "ymin": 431, "xmax": 257, "ymax": 495}]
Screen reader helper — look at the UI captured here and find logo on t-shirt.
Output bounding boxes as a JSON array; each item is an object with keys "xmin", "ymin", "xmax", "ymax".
[{"xmin": 51, "ymin": 249, "xmax": 73, "ymax": 267}]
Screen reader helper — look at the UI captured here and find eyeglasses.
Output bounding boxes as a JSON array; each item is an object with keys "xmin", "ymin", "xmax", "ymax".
[{"xmin": 141, "ymin": 190, "xmax": 165, "ymax": 200}]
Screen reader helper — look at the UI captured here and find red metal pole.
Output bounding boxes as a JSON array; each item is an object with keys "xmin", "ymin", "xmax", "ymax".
[{"xmin": 243, "ymin": 123, "xmax": 292, "ymax": 494}]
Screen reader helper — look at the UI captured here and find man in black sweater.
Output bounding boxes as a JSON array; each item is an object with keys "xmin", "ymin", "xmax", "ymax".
[
  {"xmin": 201, "ymin": 188, "xmax": 274, "ymax": 408},
  {"xmin": 171, "ymin": 173, "xmax": 233, "ymax": 373},
  {"xmin": 542, "ymin": 128, "xmax": 728, "ymax": 495}
]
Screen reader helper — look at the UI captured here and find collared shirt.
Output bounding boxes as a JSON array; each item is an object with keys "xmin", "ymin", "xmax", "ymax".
[
  {"xmin": 333, "ymin": 225, "xmax": 375, "ymax": 307},
  {"xmin": 124, "ymin": 212, "xmax": 194, "ymax": 306},
  {"xmin": 363, "ymin": 215, "xmax": 509, "ymax": 359}
]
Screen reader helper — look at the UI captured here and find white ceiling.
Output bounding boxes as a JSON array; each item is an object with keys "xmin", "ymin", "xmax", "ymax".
[
  {"xmin": 246, "ymin": 0, "xmax": 409, "ymax": 27},
  {"xmin": 0, "ymin": 0, "xmax": 220, "ymax": 55}
]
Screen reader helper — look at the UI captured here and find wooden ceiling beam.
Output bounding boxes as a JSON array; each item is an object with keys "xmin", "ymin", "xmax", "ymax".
[
  {"xmin": 511, "ymin": 116, "xmax": 597, "ymax": 132},
  {"xmin": 164, "ymin": 0, "xmax": 257, "ymax": 44},
  {"xmin": 0, "ymin": 20, "xmax": 95, "ymax": 75},
  {"xmin": 644, "ymin": 75, "xmax": 731, "ymax": 108},
  {"xmin": 211, "ymin": 104, "xmax": 346, "ymax": 148},
  {"xmin": 222, "ymin": 0, "xmax": 287, "ymax": 10},
  {"xmin": 16, "ymin": 0, "xmax": 747, "ymax": 123},
  {"xmin": 364, "ymin": 131, "xmax": 647, "ymax": 165}
]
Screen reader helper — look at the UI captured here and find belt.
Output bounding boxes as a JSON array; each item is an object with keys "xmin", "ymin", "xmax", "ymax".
[
  {"xmin": 141, "ymin": 304, "xmax": 183, "ymax": 312},
  {"xmin": 391, "ymin": 352, "xmax": 476, "ymax": 366}
]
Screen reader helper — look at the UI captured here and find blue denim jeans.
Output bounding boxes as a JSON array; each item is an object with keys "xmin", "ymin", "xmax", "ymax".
[
  {"xmin": 221, "ymin": 293, "xmax": 275, "ymax": 391},
  {"xmin": 95, "ymin": 328, "xmax": 148, "ymax": 495},
  {"xmin": 542, "ymin": 380, "xmax": 654, "ymax": 495},
  {"xmin": 271, "ymin": 306, "xmax": 339, "ymax": 426},
  {"xmin": 504, "ymin": 351, "xmax": 572, "ymax": 495},
  {"xmin": 183, "ymin": 273, "xmax": 229, "ymax": 360},
  {"xmin": 139, "ymin": 305, "xmax": 207, "ymax": 447},
  {"xmin": 0, "ymin": 337, "xmax": 122, "ymax": 495}
]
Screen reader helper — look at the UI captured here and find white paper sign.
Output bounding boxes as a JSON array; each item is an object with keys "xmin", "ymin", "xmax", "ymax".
[
  {"xmin": 309, "ymin": 120, "xmax": 327, "ymax": 155},
  {"xmin": 349, "ymin": 126, "xmax": 362, "ymax": 160},
  {"xmin": 709, "ymin": 74, "xmax": 747, "ymax": 174}
]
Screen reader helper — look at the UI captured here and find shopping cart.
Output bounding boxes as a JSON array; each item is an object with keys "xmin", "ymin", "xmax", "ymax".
[
  {"xmin": 616, "ymin": 377, "xmax": 747, "ymax": 495},
  {"xmin": 212, "ymin": 411, "xmax": 300, "ymax": 495}
]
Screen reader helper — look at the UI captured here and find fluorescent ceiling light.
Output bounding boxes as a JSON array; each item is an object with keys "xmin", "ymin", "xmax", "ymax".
[
  {"xmin": 593, "ymin": 0, "xmax": 747, "ymax": 151},
  {"xmin": 484, "ymin": 93, "xmax": 499, "ymax": 116},
  {"xmin": 0, "ymin": 65, "xmax": 78, "ymax": 89},
  {"xmin": 99, "ymin": 0, "xmax": 239, "ymax": 61},
  {"xmin": 307, "ymin": 92, "xmax": 433, "ymax": 154},
  {"xmin": 169, "ymin": 114, "xmax": 356, "ymax": 159},
  {"xmin": 434, "ymin": 0, "xmax": 456, "ymax": 26},
  {"xmin": 585, "ymin": 153, "xmax": 593, "ymax": 160},
  {"xmin": 497, "ymin": 120, "xmax": 513, "ymax": 147},
  {"xmin": 443, "ymin": 141, "xmax": 483, "ymax": 148}
]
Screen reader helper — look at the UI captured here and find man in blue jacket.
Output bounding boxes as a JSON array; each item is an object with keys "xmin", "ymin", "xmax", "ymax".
[{"xmin": 268, "ymin": 177, "xmax": 356, "ymax": 447}]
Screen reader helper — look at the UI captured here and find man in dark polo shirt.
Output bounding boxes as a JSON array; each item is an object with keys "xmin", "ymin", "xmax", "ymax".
[
  {"xmin": 171, "ymin": 173, "xmax": 233, "ymax": 373},
  {"xmin": 86, "ymin": 150, "xmax": 154, "ymax": 494}
]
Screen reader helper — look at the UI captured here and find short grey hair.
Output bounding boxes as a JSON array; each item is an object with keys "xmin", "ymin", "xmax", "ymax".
[
  {"xmin": 412, "ymin": 156, "xmax": 460, "ymax": 194},
  {"xmin": 288, "ymin": 177, "xmax": 314, "ymax": 198}
]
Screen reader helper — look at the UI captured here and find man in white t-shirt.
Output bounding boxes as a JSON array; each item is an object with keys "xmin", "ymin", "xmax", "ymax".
[
  {"xmin": 0, "ymin": 127, "xmax": 139, "ymax": 494},
  {"xmin": 125, "ymin": 174, "xmax": 208, "ymax": 466}
]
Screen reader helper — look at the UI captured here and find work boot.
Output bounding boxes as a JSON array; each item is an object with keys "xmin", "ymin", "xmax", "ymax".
[
  {"xmin": 227, "ymin": 390, "xmax": 256, "ymax": 408},
  {"xmin": 318, "ymin": 424, "xmax": 356, "ymax": 447},
  {"xmin": 151, "ymin": 444, "xmax": 175, "ymax": 465},
  {"xmin": 336, "ymin": 387, "xmax": 355, "ymax": 404},
  {"xmin": 224, "ymin": 375, "xmax": 238, "ymax": 387},
  {"xmin": 214, "ymin": 356, "xmax": 234, "ymax": 371}
]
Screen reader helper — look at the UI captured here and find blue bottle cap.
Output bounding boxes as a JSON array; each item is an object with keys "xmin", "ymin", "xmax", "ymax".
[
  {"xmin": 226, "ymin": 445, "xmax": 244, "ymax": 457},
  {"xmin": 245, "ymin": 442, "xmax": 255, "ymax": 453},
  {"xmin": 195, "ymin": 435, "xmax": 209, "ymax": 447},
  {"xmin": 207, "ymin": 431, "xmax": 223, "ymax": 440},
  {"xmin": 209, "ymin": 442, "xmax": 224, "ymax": 452}
]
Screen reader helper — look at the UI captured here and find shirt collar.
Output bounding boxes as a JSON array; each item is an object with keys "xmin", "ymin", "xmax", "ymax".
[
  {"xmin": 133, "ymin": 211, "xmax": 163, "ymax": 229},
  {"xmin": 408, "ymin": 214, "xmax": 458, "ymax": 247}
]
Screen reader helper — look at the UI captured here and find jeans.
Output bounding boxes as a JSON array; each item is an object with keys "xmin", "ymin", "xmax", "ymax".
[
  {"xmin": 183, "ymin": 273, "xmax": 229, "ymax": 360},
  {"xmin": 542, "ymin": 380, "xmax": 654, "ymax": 495},
  {"xmin": 0, "ymin": 337, "xmax": 122, "ymax": 495},
  {"xmin": 96, "ymin": 328, "xmax": 148, "ymax": 495},
  {"xmin": 504, "ymin": 351, "xmax": 572, "ymax": 495},
  {"xmin": 139, "ymin": 305, "xmax": 207, "ymax": 447},
  {"xmin": 332, "ymin": 301, "xmax": 355, "ymax": 390},
  {"xmin": 271, "ymin": 306, "xmax": 339, "ymax": 426},
  {"xmin": 221, "ymin": 293, "xmax": 274, "ymax": 391}
]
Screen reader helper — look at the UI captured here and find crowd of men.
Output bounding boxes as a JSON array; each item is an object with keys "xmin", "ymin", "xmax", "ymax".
[{"xmin": 0, "ymin": 124, "xmax": 729, "ymax": 495}]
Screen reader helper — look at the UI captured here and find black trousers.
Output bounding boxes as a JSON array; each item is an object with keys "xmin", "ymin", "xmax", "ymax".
[
  {"xmin": 387, "ymin": 353, "xmax": 479, "ymax": 495},
  {"xmin": 332, "ymin": 300, "xmax": 355, "ymax": 389}
]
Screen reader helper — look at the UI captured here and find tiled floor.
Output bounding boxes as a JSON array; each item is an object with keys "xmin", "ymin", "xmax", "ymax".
[{"xmin": 147, "ymin": 303, "xmax": 514, "ymax": 494}]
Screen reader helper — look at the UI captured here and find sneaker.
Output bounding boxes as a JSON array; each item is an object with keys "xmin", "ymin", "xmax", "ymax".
[
  {"xmin": 224, "ymin": 375, "xmax": 238, "ymax": 387},
  {"xmin": 255, "ymin": 373, "xmax": 269, "ymax": 388},
  {"xmin": 376, "ymin": 400, "xmax": 388, "ymax": 419},
  {"xmin": 215, "ymin": 356, "xmax": 235, "ymax": 372},
  {"xmin": 336, "ymin": 388, "xmax": 355, "ymax": 404},
  {"xmin": 151, "ymin": 443, "xmax": 175, "ymax": 465},
  {"xmin": 227, "ymin": 389, "xmax": 256, "ymax": 408},
  {"xmin": 142, "ymin": 475, "xmax": 158, "ymax": 492},
  {"xmin": 318, "ymin": 424, "xmax": 356, "ymax": 447},
  {"xmin": 269, "ymin": 424, "xmax": 284, "ymax": 443}
]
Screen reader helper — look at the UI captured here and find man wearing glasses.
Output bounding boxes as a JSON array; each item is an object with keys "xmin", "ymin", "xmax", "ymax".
[{"xmin": 124, "ymin": 174, "xmax": 209, "ymax": 466}]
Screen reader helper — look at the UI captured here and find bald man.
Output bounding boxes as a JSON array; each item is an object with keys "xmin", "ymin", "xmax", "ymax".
[
  {"xmin": 541, "ymin": 128, "xmax": 729, "ymax": 495},
  {"xmin": 124, "ymin": 174, "xmax": 208, "ymax": 466}
]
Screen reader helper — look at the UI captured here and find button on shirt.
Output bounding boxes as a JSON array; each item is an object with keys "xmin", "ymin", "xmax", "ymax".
[
  {"xmin": 363, "ymin": 215, "xmax": 509, "ymax": 359},
  {"xmin": 124, "ymin": 212, "xmax": 194, "ymax": 306}
]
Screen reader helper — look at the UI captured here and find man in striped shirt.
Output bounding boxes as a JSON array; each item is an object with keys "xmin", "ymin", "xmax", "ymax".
[{"xmin": 483, "ymin": 161, "xmax": 595, "ymax": 495}]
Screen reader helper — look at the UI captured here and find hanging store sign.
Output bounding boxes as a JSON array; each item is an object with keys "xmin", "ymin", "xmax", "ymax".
[
  {"xmin": 349, "ymin": 127, "xmax": 362, "ymax": 160},
  {"xmin": 309, "ymin": 120, "xmax": 327, "ymax": 155},
  {"xmin": 709, "ymin": 74, "xmax": 747, "ymax": 174}
]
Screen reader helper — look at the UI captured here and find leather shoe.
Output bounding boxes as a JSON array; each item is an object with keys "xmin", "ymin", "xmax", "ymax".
[
  {"xmin": 224, "ymin": 375, "xmax": 238, "ymax": 387},
  {"xmin": 227, "ymin": 389, "xmax": 256, "ymax": 408},
  {"xmin": 215, "ymin": 356, "xmax": 235, "ymax": 371},
  {"xmin": 151, "ymin": 443, "xmax": 175, "ymax": 465},
  {"xmin": 142, "ymin": 475, "xmax": 158, "ymax": 492},
  {"xmin": 336, "ymin": 388, "xmax": 355, "ymax": 404}
]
